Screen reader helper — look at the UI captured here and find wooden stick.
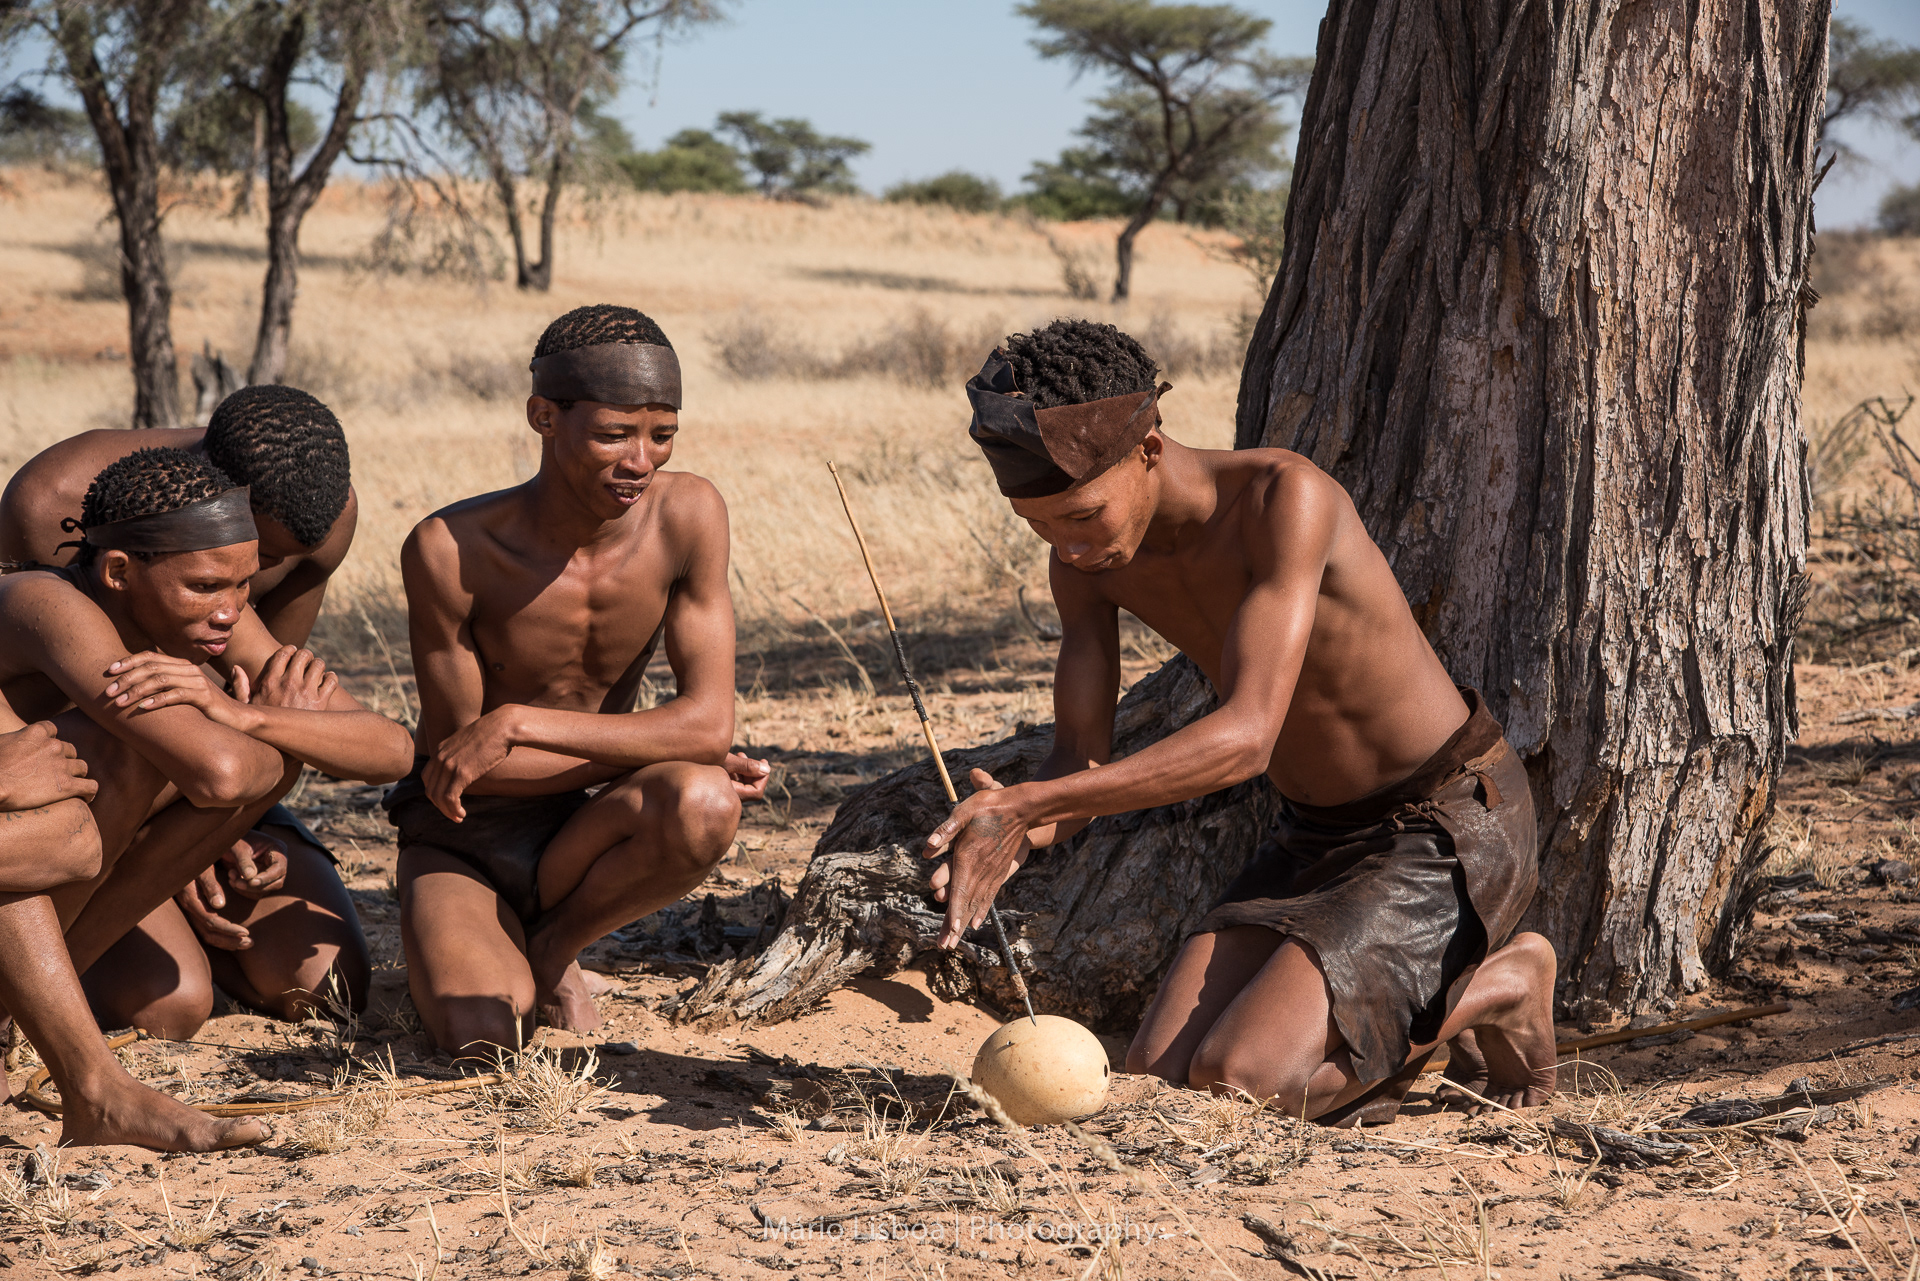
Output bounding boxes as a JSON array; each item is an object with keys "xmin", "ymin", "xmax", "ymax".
[
  {"xmin": 827, "ymin": 461, "xmax": 1038, "ymax": 1024},
  {"xmin": 1554, "ymin": 1002, "xmax": 1791, "ymax": 1054}
]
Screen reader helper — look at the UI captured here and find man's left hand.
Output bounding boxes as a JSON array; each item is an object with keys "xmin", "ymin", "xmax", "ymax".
[
  {"xmin": 424, "ymin": 707, "xmax": 516, "ymax": 822},
  {"xmin": 724, "ymin": 750, "xmax": 771, "ymax": 801},
  {"xmin": 923, "ymin": 768, "xmax": 1033, "ymax": 949},
  {"xmin": 222, "ymin": 830, "xmax": 289, "ymax": 898}
]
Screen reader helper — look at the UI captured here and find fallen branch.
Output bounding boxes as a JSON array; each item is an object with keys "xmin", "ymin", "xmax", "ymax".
[{"xmin": 1554, "ymin": 1003, "xmax": 1790, "ymax": 1054}]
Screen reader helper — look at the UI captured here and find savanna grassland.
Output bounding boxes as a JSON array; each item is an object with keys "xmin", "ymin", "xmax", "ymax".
[{"xmin": 3, "ymin": 166, "xmax": 1920, "ymax": 1281}]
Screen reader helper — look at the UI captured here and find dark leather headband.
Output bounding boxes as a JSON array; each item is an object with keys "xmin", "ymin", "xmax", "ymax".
[
  {"xmin": 529, "ymin": 342, "xmax": 682, "ymax": 409},
  {"xmin": 82, "ymin": 487, "xmax": 257, "ymax": 554},
  {"xmin": 966, "ymin": 348, "xmax": 1170, "ymax": 499}
]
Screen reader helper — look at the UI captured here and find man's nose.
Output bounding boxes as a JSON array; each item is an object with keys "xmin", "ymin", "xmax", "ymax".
[{"xmin": 212, "ymin": 598, "xmax": 243, "ymax": 625}]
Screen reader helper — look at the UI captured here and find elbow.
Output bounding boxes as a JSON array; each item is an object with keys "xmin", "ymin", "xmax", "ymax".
[
  {"xmin": 1222, "ymin": 728, "xmax": 1276, "ymax": 787},
  {"xmin": 31, "ymin": 800, "xmax": 103, "ymax": 889},
  {"xmin": 185, "ymin": 750, "xmax": 280, "ymax": 809},
  {"xmin": 357, "ymin": 726, "xmax": 417, "ymax": 785}
]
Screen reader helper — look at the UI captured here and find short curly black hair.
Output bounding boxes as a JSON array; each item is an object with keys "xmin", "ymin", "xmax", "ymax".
[
  {"xmin": 1000, "ymin": 319, "xmax": 1159, "ymax": 410},
  {"xmin": 78, "ymin": 448, "xmax": 236, "ymax": 565},
  {"xmin": 533, "ymin": 305, "xmax": 674, "ymax": 359},
  {"xmin": 203, "ymin": 384, "xmax": 350, "ymax": 548}
]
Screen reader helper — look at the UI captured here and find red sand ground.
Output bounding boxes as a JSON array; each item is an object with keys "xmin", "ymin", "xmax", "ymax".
[{"xmin": 1, "ymin": 650, "xmax": 1917, "ymax": 1280}]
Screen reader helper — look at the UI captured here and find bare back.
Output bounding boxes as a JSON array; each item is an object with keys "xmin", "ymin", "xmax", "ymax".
[{"xmin": 0, "ymin": 429, "xmax": 355, "ymax": 644}]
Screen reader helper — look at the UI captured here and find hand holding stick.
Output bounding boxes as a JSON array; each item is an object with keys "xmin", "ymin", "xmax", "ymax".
[{"xmin": 827, "ymin": 462, "xmax": 1038, "ymax": 1024}]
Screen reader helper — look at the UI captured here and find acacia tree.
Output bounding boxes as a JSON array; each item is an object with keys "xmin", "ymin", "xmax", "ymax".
[
  {"xmin": 679, "ymin": 0, "xmax": 1829, "ymax": 1032},
  {"xmin": 421, "ymin": 0, "xmax": 722, "ymax": 292},
  {"xmin": 1020, "ymin": 0, "xmax": 1309, "ymax": 301},
  {"xmin": 713, "ymin": 111, "xmax": 868, "ymax": 200},
  {"xmin": 6, "ymin": 2, "xmax": 207, "ymax": 428},
  {"xmin": 211, "ymin": 0, "xmax": 415, "ymax": 385}
]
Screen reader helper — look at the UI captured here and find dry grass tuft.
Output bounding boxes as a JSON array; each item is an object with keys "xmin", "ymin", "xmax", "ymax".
[
  {"xmin": 0, "ymin": 1147, "xmax": 75, "ymax": 1235},
  {"xmin": 288, "ymin": 1082, "xmax": 394, "ymax": 1156},
  {"xmin": 562, "ymin": 1236, "xmax": 618, "ymax": 1281},
  {"xmin": 489, "ymin": 1044, "xmax": 613, "ymax": 1132}
]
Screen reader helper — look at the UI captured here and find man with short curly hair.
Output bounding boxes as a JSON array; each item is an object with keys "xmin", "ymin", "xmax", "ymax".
[
  {"xmin": 0, "ymin": 390, "xmax": 370, "ymax": 1035},
  {"xmin": 394, "ymin": 303, "xmax": 769, "ymax": 1056},
  {"xmin": 926, "ymin": 319, "xmax": 1557, "ymax": 1125},
  {"xmin": 0, "ymin": 447, "xmax": 410, "ymax": 1149}
]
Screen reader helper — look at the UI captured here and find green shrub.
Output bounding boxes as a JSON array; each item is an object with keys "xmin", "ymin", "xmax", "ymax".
[
  {"xmin": 1880, "ymin": 182, "xmax": 1920, "ymax": 238},
  {"xmin": 884, "ymin": 170, "xmax": 1003, "ymax": 213},
  {"xmin": 620, "ymin": 129, "xmax": 748, "ymax": 194}
]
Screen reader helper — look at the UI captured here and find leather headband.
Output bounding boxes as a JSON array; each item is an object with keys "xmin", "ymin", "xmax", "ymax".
[
  {"xmin": 82, "ymin": 486, "xmax": 258, "ymax": 554},
  {"xmin": 530, "ymin": 342, "xmax": 682, "ymax": 409},
  {"xmin": 965, "ymin": 348, "xmax": 1170, "ymax": 498}
]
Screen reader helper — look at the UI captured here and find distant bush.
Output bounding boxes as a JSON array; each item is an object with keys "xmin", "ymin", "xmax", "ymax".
[
  {"xmin": 884, "ymin": 170, "xmax": 1003, "ymax": 213},
  {"xmin": 0, "ymin": 86, "xmax": 95, "ymax": 166},
  {"xmin": 1010, "ymin": 146, "xmax": 1134, "ymax": 221},
  {"xmin": 1882, "ymin": 182, "xmax": 1920, "ymax": 238},
  {"xmin": 620, "ymin": 128, "xmax": 748, "ymax": 194}
]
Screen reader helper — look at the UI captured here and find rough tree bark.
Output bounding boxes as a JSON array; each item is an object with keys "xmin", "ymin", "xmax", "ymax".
[
  {"xmin": 244, "ymin": 9, "xmax": 367, "ymax": 386},
  {"xmin": 684, "ymin": 0, "xmax": 1826, "ymax": 1030},
  {"xmin": 51, "ymin": 3, "xmax": 201, "ymax": 430},
  {"xmin": 1233, "ymin": 0, "xmax": 1824, "ymax": 1018}
]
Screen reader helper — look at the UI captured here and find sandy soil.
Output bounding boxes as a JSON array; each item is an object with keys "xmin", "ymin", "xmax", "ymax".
[{"xmin": 0, "ymin": 645, "xmax": 1916, "ymax": 1281}]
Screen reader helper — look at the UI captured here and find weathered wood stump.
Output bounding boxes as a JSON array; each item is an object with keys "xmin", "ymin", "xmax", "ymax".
[{"xmin": 674, "ymin": 657, "xmax": 1275, "ymax": 1033}]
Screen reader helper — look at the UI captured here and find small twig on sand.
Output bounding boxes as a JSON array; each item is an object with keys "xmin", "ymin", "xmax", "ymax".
[{"xmin": 1769, "ymin": 1138, "xmax": 1881, "ymax": 1281}]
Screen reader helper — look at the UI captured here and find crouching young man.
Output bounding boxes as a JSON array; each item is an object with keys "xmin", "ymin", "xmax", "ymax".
[
  {"xmin": 924, "ymin": 320, "xmax": 1558, "ymax": 1125},
  {"xmin": 394, "ymin": 304, "xmax": 769, "ymax": 1058},
  {"xmin": 0, "ymin": 448, "xmax": 411, "ymax": 1148},
  {"xmin": 1, "ymin": 386, "xmax": 372, "ymax": 1032}
]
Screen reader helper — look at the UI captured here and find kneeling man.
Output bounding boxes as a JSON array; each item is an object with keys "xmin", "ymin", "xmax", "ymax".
[
  {"xmin": 394, "ymin": 304, "xmax": 768, "ymax": 1057},
  {"xmin": 925, "ymin": 320, "xmax": 1556, "ymax": 1123}
]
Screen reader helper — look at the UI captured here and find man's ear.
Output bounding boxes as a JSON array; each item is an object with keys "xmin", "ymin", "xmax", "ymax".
[
  {"xmin": 99, "ymin": 550, "xmax": 134, "ymax": 595},
  {"xmin": 1140, "ymin": 429, "xmax": 1165, "ymax": 469},
  {"xmin": 526, "ymin": 394, "xmax": 560, "ymax": 438}
]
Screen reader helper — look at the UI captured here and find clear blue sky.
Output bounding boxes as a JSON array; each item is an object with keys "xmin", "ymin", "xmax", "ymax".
[
  {"xmin": 4, "ymin": 0, "xmax": 1915, "ymax": 226},
  {"xmin": 613, "ymin": 0, "xmax": 1917, "ymax": 227}
]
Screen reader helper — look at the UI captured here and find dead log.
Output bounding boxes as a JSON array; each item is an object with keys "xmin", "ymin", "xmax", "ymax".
[{"xmin": 676, "ymin": 658, "xmax": 1278, "ymax": 1031}]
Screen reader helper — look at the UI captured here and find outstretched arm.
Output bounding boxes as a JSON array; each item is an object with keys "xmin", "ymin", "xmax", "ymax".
[
  {"xmin": 98, "ymin": 605, "xmax": 413, "ymax": 783},
  {"xmin": 925, "ymin": 466, "xmax": 1336, "ymax": 947},
  {"xmin": 0, "ymin": 577, "xmax": 283, "ymax": 809}
]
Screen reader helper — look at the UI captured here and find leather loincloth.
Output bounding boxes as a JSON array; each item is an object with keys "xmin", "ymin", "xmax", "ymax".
[
  {"xmin": 383, "ymin": 760, "xmax": 592, "ymax": 925},
  {"xmin": 257, "ymin": 802, "xmax": 333, "ymax": 864},
  {"xmin": 1192, "ymin": 687, "xmax": 1538, "ymax": 1087}
]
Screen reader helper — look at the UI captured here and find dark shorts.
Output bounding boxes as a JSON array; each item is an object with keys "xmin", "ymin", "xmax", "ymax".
[
  {"xmin": 1192, "ymin": 688, "xmax": 1538, "ymax": 1086},
  {"xmin": 382, "ymin": 763, "xmax": 592, "ymax": 926},
  {"xmin": 257, "ymin": 802, "xmax": 334, "ymax": 865}
]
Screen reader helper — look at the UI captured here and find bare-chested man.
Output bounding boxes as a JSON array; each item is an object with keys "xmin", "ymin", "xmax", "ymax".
[
  {"xmin": 395, "ymin": 304, "xmax": 769, "ymax": 1057},
  {"xmin": 0, "ymin": 447, "xmax": 411, "ymax": 1149},
  {"xmin": 1, "ymin": 386, "xmax": 369, "ymax": 1034},
  {"xmin": 925, "ymin": 320, "xmax": 1557, "ymax": 1125}
]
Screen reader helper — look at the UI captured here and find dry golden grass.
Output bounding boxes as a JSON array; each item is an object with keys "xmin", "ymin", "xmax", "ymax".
[{"xmin": 0, "ymin": 167, "xmax": 1246, "ymax": 642}]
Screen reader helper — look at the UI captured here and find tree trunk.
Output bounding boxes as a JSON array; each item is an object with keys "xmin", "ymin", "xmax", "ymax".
[
  {"xmin": 678, "ymin": 657, "xmax": 1277, "ymax": 1033},
  {"xmin": 1233, "ymin": 0, "xmax": 1825, "ymax": 1018},
  {"xmin": 1110, "ymin": 201, "xmax": 1155, "ymax": 302},
  {"xmin": 55, "ymin": 7, "xmax": 193, "ymax": 430},
  {"xmin": 521, "ymin": 148, "xmax": 566, "ymax": 293},
  {"xmin": 686, "ymin": 0, "xmax": 1826, "ymax": 1032},
  {"xmin": 247, "ymin": 13, "xmax": 366, "ymax": 386}
]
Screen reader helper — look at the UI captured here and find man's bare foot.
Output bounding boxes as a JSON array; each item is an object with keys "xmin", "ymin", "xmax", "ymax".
[
  {"xmin": 59, "ymin": 1070, "xmax": 268, "ymax": 1151},
  {"xmin": 578, "ymin": 968, "xmax": 619, "ymax": 998},
  {"xmin": 529, "ymin": 935, "xmax": 602, "ymax": 1034},
  {"xmin": 1461, "ymin": 933, "xmax": 1558, "ymax": 1113},
  {"xmin": 1435, "ymin": 1029, "xmax": 1488, "ymax": 1110}
]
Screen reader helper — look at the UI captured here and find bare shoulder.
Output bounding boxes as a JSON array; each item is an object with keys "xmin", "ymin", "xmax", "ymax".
[
  {"xmin": 1228, "ymin": 448, "xmax": 1353, "ymax": 534},
  {"xmin": 0, "ymin": 567, "xmax": 92, "ymax": 630},
  {"xmin": 654, "ymin": 471, "xmax": 726, "ymax": 524}
]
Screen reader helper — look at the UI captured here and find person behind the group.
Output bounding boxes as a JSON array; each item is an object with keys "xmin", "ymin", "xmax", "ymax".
[
  {"xmin": 0, "ymin": 388, "xmax": 370, "ymax": 1035},
  {"xmin": 0, "ymin": 447, "xmax": 411, "ymax": 1148},
  {"xmin": 394, "ymin": 303, "xmax": 769, "ymax": 1058},
  {"xmin": 923, "ymin": 319, "xmax": 1557, "ymax": 1124}
]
